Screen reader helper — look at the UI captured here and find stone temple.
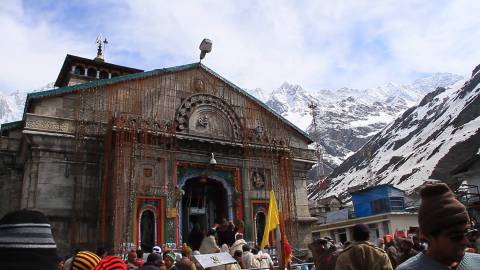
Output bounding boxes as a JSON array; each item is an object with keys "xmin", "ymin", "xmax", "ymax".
[{"xmin": 0, "ymin": 51, "xmax": 316, "ymax": 255}]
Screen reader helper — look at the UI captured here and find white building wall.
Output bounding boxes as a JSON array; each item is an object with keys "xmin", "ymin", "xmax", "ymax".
[{"xmin": 389, "ymin": 214, "xmax": 418, "ymax": 233}]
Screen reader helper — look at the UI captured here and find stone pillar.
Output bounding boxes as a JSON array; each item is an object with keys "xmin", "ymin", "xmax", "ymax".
[
  {"xmin": 96, "ymin": 70, "xmax": 100, "ymax": 79},
  {"xmin": 71, "ymin": 65, "xmax": 76, "ymax": 73},
  {"xmin": 292, "ymin": 168, "xmax": 317, "ymax": 250},
  {"xmin": 108, "ymin": 72, "xmax": 112, "ymax": 79},
  {"xmin": 84, "ymin": 68, "xmax": 88, "ymax": 76}
]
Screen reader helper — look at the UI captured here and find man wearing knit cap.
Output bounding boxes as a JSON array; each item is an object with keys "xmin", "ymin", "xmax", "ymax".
[
  {"xmin": 397, "ymin": 182, "xmax": 480, "ymax": 270},
  {"xmin": 0, "ymin": 209, "xmax": 58, "ymax": 270},
  {"xmin": 335, "ymin": 223, "xmax": 393, "ymax": 270},
  {"xmin": 176, "ymin": 246, "xmax": 196, "ymax": 270},
  {"xmin": 164, "ymin": 251, "xmax": 178, "ymax": 270},
  {"xmin": 71, "ymin": 250, "xmax": 101, "ymax": 270},
  {"xmin": 93, "ymin": 255, "xmax": 128, "ymax": 270}
]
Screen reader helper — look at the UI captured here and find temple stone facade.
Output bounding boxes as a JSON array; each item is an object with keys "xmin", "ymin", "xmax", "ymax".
[{"xmin": 0, "ymin": 54, "xmax": 316, "ymax": 255}]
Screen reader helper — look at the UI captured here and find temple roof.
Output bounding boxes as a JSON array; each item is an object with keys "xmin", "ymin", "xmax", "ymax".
[
  {"xmin": 54, "ymin": 54, "xmax": 143, "ymax": 87},
  {"xmin": 21, "ymin": 62, "xmax": 313, "ymax": 143}
]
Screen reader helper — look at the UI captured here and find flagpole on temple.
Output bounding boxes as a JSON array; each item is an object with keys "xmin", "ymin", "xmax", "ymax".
[
  {"xmin": 278, "ymin": 212, "xmax": 286, "ymax": 270},
  {"xmin": 260, "ymin": 190, "xmax": 289, "ymax": 270}
]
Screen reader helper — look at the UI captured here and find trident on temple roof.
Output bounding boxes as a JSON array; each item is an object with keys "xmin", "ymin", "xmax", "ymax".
[{"xmin": 94, "ymin": 34, "xmax": 109, "ymax": 62}]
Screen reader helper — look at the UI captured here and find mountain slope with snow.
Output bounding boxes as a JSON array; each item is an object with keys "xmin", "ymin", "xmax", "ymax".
[
  {"xmin": 308, "ymin": 67, "xmax": 480, "ymax": 201},
  {"xmin": 247, "ymin": 73, "xmax": 464, "ymax": 176},
  {"xmin": 0, "ymin": 83, "xmax": 54, "ymax": 124}
]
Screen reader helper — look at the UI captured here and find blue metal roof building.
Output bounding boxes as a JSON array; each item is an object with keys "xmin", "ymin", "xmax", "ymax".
[{"xmin": 351, "ymin": 184, "xmax": 406, "ymax": 218}]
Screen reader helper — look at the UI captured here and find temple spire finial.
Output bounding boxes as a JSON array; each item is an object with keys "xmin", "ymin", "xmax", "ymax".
[{"xmin": 94, "ymin": 34, "xmax": 108, "ymax": 62}]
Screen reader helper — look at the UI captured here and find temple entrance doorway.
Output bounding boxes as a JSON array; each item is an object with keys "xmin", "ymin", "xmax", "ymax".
[
  {"xmin": 139, "ymin": 209, "xmax": 155, "ymax": 252},
  {"xmin": 255, "ymin": 211, "xmax": 266, "ymax": 246},
  {"xmin": 181, "ymin": 177, "xmax": 228, "ymax": 248}
]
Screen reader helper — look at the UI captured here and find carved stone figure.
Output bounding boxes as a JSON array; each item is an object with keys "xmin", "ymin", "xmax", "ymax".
[
  {"xmin": 193, "ymin": 78, "xmax": 205, "ymax": 92},
  {"xmin": 196, "ymin": 114, "xmax": 209, "ymax": 128},
  {"xmin": 252, "ymin": 171, "xmax": 265, "ymax": 189}
]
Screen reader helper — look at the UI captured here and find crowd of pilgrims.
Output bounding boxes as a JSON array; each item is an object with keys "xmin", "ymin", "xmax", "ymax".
[
  {"xmin": 1, "ymin": 183, "xmax": 480, "ymax": 270},
  {"xmin": 55, "ymin": 219, "xmax": 275, "ymax": 270}
]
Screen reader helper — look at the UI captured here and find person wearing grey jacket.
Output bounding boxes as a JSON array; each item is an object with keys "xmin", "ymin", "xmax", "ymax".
[{"xmin": 397, "ymin": 183, "xmax": 480, "ymax": 270}]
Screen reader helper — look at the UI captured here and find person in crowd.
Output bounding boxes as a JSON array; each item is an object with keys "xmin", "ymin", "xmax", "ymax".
[
  {"xmin": 57, "ymin": 256, "xmax": 65, "ymax": 270},
  {"xmin": 216, "ymin": 219, "xmax": 237, "ymax": 247},
  {"xmin": 175, "ymin": 253, "xmax": 183, "ymax": 264},
  {"xmin": 139, "ymin": 253, "xmax": 163, "ymax": 270},
  {"xmin": 192, "ymin": 250, "xmax": 203, "ymax": 270},
  {"xmin": 257, "ymin": 246, "xmax": 274, "ymax": 270},
  {"xmin": 188, "ymin": 224, "xmax": 204, "ymax": 252},
  {"xmin": 473, "ymin": 230, "xmax": 480, "ymax": 253},
  {"xmin": 71, "ymin": 250, "xmax": 102, "ymax": 270},
  {"xmin": 384, "ymin": 235, "xmax": 399, "ymax": 268},
  {"xmin": 164, "ymin": 251, "xmax": 178, "ymax": 270},
  {"xmin": 377, "ymin": 238, "xmax": 385, "ymax": 250},
  {"xmin": 176, "ymin": 246, "xmax": 197, "ymax": 270},
  {"xmin": 466, "ymin": 228, "xmax": 479, "ymax": 253},
  {"xmin": 397, "ymin": 183, "xmax": 480, "ymax": 269},
  {"xmin": 397, "ymin": 238, "xmax": 418, "ymax": 265},
  {"xmin": 335, "ymin": 223, "xmax": 393, "ymax": 270},
  {"xmin": 241, "ymin": 244, "xmax": 260, "ymax": 269},
  {"xmin": 199, "ymin": 228, "xmax": 220, "ymax": 254},
  {"xmin": 411, "ymin": 235, "xmax": 425, "ymax": 253},
  {"xmin": 225, "ymin": 221, "xmax": 237, "ymax": 247},
  {"xmin": 234, "ymin": 220, "xmax": 245, "ymax": 235},
  {"xmin": 153, "ymin": 246, "xmax": 163, "ymax": 256},
  {"xmin": 308, "ymin": 238, "xmax": 340, "ymax": 270},
  {"xmin": 127, "ymin": 250, "xmax": 139, "ymax": 270},
  {"xmin": 230, "ymin": 233, "xmax": 247, "ymax": 256},
  {"xmin": 233, "ymin": 250, "xmax": 245, "ymax": 269},
  {"xmin": 93, "ymin": 255, "xmax": 128, "ymax": 270},
  {"xmin": 136, "ymin": 250, "xmax": 145, "ymax": 267},
  {"xmin": 252, "ymin": 247, "xmax": 273, "ymax": 270},
  {"xmin": 0, "ymin": 209, "xmax": 59, "ymax": 270},
  {"xmin": 216, "ymin": 219, "xmax": 229, "ymax": 246}
]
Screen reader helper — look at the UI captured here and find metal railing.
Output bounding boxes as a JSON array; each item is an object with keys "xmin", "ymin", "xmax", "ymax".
[{"xmin": 242, "ymin": 262, "xmax": 314, "ymax": 270}]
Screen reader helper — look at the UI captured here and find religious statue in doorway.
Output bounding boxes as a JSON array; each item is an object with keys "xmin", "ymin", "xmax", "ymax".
[{"xmin": 251, "ymin": 171, "xmax": 265, "ymax": 189}]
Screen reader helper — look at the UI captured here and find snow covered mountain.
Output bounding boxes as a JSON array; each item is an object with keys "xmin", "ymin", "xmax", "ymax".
[
  {"xmin": 308, "ymin": 67, "xmax": 480, "ymax": 201},
  {"xmin": 0, "ymin": 83, "xmax": 54, "ymax": 124},
  {"xmin": 0, "ymin": 90, "xmax": 28, "ymax": 124},
  {"xmin": 247, "ymin": 73, "xmax": 463, "ymax": 176}
]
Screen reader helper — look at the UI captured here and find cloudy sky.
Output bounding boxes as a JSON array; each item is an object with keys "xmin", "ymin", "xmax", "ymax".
[{"xmin": 1, "ymin": 0, "xmax": 480, "ymax": 93}]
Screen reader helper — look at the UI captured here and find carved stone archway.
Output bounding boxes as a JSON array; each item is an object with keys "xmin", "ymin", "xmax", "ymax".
[{"xmin": 176, "ymin": 94, "xmax": 242, "ymax": 140}]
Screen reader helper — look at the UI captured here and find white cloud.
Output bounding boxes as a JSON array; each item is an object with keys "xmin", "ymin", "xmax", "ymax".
[
  {"xmin": 1, "ymin": 0, "xmax": 480, "ymax": 93},
  {"xmin": 0, "ymin": 1, "xmax": 91, "ymax": 91}
]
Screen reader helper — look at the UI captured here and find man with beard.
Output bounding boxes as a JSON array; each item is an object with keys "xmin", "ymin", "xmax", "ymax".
[{"xmin": 397, "ymin": 183, "xmax": 480, "ymax": 270}]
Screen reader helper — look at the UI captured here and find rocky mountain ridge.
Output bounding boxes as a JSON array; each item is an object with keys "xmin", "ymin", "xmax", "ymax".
[
  {"xmin": 246, "ymin": 73, "xmax": 464, "ymax": 176},
  {"xmin": 308, "ymin": 67, "xmax": 480, "ymax": 201}
]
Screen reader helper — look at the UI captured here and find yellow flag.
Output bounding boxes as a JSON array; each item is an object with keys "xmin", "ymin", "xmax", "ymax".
[{"xmin": 260, "ymin": 190, "xmax": 280, "ymax": 250}]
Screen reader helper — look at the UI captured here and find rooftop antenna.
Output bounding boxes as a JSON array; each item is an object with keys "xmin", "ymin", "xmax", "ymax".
[
  {"xmin": 308, "ymin": 101, "xmax": 326, "ymax": 190},
  {"xmin": 94, "ymin": 34, "xmax": 109, "ymax": 62},
  {"xmin": 199, "ymin": 38, "xmax": 212, "ymax": 62}
]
